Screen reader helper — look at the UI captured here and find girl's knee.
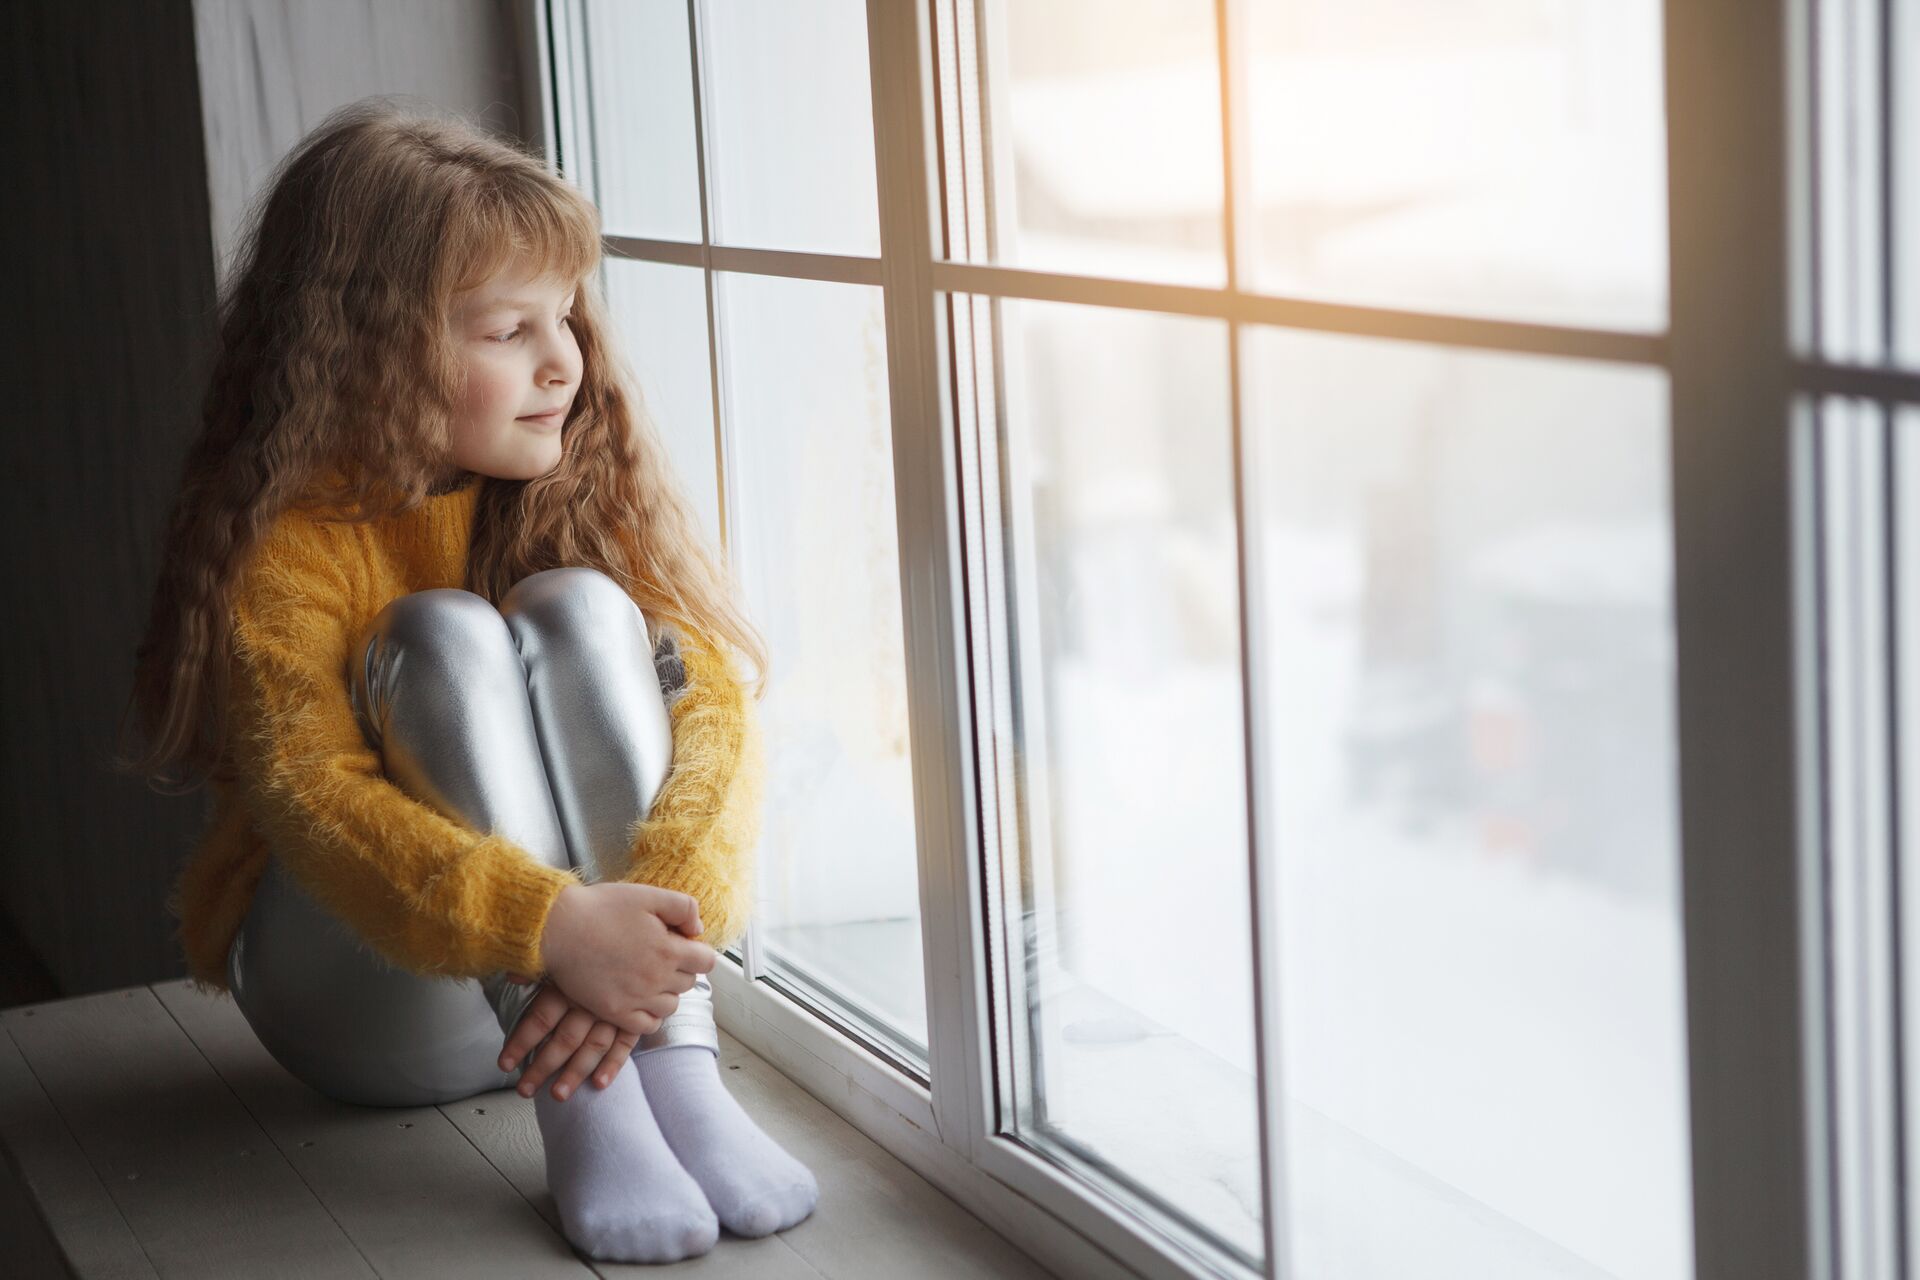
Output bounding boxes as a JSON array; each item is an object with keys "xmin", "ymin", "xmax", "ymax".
[
  {"xmin": 501, "ymin": 566, "xmax": 625, "ymax": 619},
  {"xmin": 351, "ymin": 588, "xmax": 523, "ymax": 739},
  {"xmin": 500, "ymin": 567, "xmax": 640, "ymax": 652},
  {"xmin": 362, "ymin": 587, "xmax": 501, "ymax": 651}
]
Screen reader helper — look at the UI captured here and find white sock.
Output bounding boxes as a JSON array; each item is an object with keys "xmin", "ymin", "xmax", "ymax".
[
  {"xmin": 631, "ymin": 1044, "xmax": 819, "ymax": 1237},
  {"xmin": 533, "ymin": 1054, "xmax": 719, "ymax": 1263}
]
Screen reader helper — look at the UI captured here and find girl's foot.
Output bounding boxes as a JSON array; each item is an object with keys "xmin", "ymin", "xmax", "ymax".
[
  {"xmin": 632, "ymin": 1043, "xmax": 820, "ymax": 1237},
  {"xmin": 533, "ymin": 1054, "xmax": 718, "ymax": 1262}
]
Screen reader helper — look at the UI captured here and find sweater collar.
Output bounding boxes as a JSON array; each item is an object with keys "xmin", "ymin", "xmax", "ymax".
[
  {"xmin": 306, "ymin": 462, "xmax": 484, "ymax": 590},
  {"xmin": 395, "ymin": 473, "xmax": 483, "ymax": 590}
]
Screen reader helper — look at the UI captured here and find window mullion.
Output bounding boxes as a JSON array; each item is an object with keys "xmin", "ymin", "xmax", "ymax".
[
  {"xmin": 865, "ymin": 0, "xmax": 991, "ymax": 1165},
  {"xmin": 1665, "ymin": 3, "xmax": 1826, "ymax": 1279},
  {"xmin": 1212, "ymin": 0, "xmax": 1290, "ymax": 1276}
]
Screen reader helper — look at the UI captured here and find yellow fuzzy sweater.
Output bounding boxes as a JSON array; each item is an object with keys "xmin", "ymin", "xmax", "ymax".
[{"xmin": 168, "ymin": 472, "xmax": 764, "ymax": 993}]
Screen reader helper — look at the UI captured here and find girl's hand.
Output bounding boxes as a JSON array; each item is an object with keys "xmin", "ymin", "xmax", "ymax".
[
  {"xmin": 498, "ymin": 978, "xmax": 642, "ymax": 1101},
  {"xmin": 536, "ymin": 882, "xmax": 717, "ymax": 1036}
]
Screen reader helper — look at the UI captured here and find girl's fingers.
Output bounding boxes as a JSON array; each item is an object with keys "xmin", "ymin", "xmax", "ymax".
[
  {"xmin": 548, "ymin": 1022, "xmax": 620, "ymax": 1101},
  {"xmin": 517, "ymin": 1006, "xmax": 596, "ymax": 1098},
  {"xmin": 594, "ymin": 1029, "xmax": 641, "ymax": 1088},
  {"xmin": 499, "ymin": 983, "xmax": 572, "ymax": 1074}
]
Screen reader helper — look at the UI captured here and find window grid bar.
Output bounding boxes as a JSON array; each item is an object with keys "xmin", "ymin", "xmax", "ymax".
[
  {"xmin": 547, "ymin": 0, "xmax": 595, "ymax": 208},
  {"xmin": 596, "ymin": 232, "xmax": 1676, "ymax": 371},
  {"xmin": 1796, "ymin": 360, "xmax": 1920, "ymax": 404},
  {"xmin": 603, "ymin": 235, "xmax": 889, "ymax": 287},
  {"xmin": 1856, "ymin": 0, "xmax": 1887, "ymax": 360},
  {"xmin": 1816, "ymin": 0, "xmax": 1844, "ymax": 358},
  {"xmin": 521, "ymin": 0, "xmax": 560, "ymax": 179},
  {"xmin": 602, "ymin": 235, "xmax": 705, "ymax": 269},
  {"xmin": 929, "ymin": 0, "xmax": 1026, "ymax": 1134},
  {"xmin": 929, "ymin": 0, "xmax": 1022, "ymax": 1139},
  {"xmin": 1795, "ymin": 391, "xmax": 1845, "ymax": 1280},
  {"xmin": 1822, "ymin": 397, "xmax": 1901, "ymax": 1280},
  {"xmin": 866, "ymin": 0, "xmax": 994, "ymax": 1148},
  {"xmin": 1791, "ymin": 0, "xmax": 1820, "ymax": 357},
  {"xmin": 1901, "ymin": 2, "xmax": 1919, "ymax": 367},
  {"xmin": 971, "ymin": 0, "xmax": 1012, "ymax": 265},
  {"xmin": 680, "ymin": 0, "xmax": 755, "ymax": 983},
  {"xmin": 577, "ymin": 1, "xmax": 605, "ymax": 222},
  {"xmin": 1810, "ymin": 0, "xmax": 1893, "ymax": 365},
  {"xmin": 1878, "ymin": 0, "xmax": 1895, "ymax": 356},
  {"xmin": 938, "ymin": 290, "xmax": 1010, "ymax": 1126},
  {"xmin": 1212, "ymin": 0, "xmax": 1288, "ymax": 1273},
  {"xmin": 1894, "ymin": 406, "xmax": 1920, "ymax": 1270},
  {"xmin": 677, "ymin": 2, "xmax": 728, "ymax": 556},
  {"xmin": 1214, "ymin": 0, "xmax": 1242, "ymax": 296},
  {"xmin": 928, "ymin": 264, "xmax": 1669, "ymax": 365},
  {"xmin": 1886, "ymin": 393, "xmax": 1913, "ymax": 1280},
  {"xmin": 1793, "ymin": 0, "xmax": 1843, "ymax": 1254},
  {"xmin": 958, "ymin": 0, "xmax": 1073, "ymax": 1180},
  {"xmin": 1800, "ymin": 390, "xmax": 1920, "ymax": 1280},
  {"xmin": 970, "ymin": 286, "xmax": 1034, "ymax": 1141},
  {"xmin": 928, "ymin": 0, "xmax": 964, "ymax": 260},
  {"xmin": 1667, "ymin": 2, "xmax": 1823, "ymax": 1277}
]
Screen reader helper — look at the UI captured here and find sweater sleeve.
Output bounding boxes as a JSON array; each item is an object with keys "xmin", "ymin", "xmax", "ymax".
[
  {"xmin": 226, "ymin": 518, "xmax": 582, "ymax": 979},
  {"xmin": 618, "ymin": 622, "xmax": 765, "ymax": 953}
]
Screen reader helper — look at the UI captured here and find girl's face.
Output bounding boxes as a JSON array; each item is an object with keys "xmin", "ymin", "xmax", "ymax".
[{"xmin": 444, "ymin": 263, "xmax": 583, "ymax": 482}]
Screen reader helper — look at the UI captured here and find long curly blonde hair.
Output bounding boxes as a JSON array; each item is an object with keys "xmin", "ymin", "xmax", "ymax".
[{"xmin": 115, "ymin": 97, "xmax": 769, "ymax": 796}]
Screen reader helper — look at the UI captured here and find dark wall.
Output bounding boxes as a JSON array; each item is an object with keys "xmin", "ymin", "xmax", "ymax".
[
  {"xmin": 1, "ymin": 0, "xmax": 541, "ymax": 1002},
  {"xmin": 2, "ymin": 1, "xmax": 219, "ymax": 1002}
]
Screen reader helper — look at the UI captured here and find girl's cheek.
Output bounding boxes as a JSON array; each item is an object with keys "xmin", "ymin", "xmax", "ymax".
[{"xmin": 464, "ymin": 365, "xmax": 508, "ymax": 416}]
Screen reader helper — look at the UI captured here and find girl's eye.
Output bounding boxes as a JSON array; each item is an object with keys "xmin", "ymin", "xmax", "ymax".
[{"xmin": 488, "ymin": 313, "xmax": 572, "ymax": 343}]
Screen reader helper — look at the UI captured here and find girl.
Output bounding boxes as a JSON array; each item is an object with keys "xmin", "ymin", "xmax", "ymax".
[{"xmin": 113, "ymin": 97, "xmax": 817, "ymax": 1264}]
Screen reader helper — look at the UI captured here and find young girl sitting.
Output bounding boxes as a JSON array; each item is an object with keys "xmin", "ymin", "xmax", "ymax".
[{"xmin": 114, "ymin": 97, "xmax": 817, "ymax": 1265}]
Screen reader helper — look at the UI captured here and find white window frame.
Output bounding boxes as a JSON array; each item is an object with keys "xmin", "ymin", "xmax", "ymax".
[{"xmin": 523, "ymin": 1, "xmax": 1920, "ymax": 1276}]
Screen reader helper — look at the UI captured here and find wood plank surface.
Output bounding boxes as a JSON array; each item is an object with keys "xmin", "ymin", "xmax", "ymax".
[
  {"xmin": 150, "ymin": 979, "xmax": 594, "ymax": 1280},
  {"xmin": 0, "ymin": 1027, "xmax": 155, "ymax": 1278},
  {"xmin": 3, "ymin": 983, "xmax": 1056, "ymax": 1279},
  {"xmin": 690, "ymin": 1032, "xmax": 1053, "ymax": 1280},
  {"xmin": 1, "ymin": 989, "xmax": 370, "ymax": 1278}
]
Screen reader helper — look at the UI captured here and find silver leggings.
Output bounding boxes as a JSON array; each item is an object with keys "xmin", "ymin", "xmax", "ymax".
[{"xmin": 226, "ymin": 566, "xmax": 718, "ymax": 1108}]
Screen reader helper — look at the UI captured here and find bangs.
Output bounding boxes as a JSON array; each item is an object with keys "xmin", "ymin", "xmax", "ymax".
[{"xmin": 443, "ymin": 173, "xmax": 601, "ymax": 298}]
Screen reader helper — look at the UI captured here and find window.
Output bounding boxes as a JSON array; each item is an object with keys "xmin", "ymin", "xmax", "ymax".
[
  {"xmin": 563, "ymin": 0, "xmax": 927, "ymax": 1072},
  {"xmin": 1792, "ymin": 0, "xmax": 1920, "ymax": 1274},
  {"xmin": 951, "ymin": 3, "xmax": 1685, "ymax": 1273},
  {"xmin": 540, "ymin": 0, "xmax": 1909, "ymax": 1276}
]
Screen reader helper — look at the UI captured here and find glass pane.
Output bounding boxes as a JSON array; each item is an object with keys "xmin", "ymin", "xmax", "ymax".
[
  {"xmin": 987, "ymin": 1, "xmax": 1226, "ymax": 286},
  {"xmin": 1810, "ymin": 0, "xmax": 1887, "ymax": 363},
  {"xmin": 1244, "ymin": 1, "xmax": 1668, "ymax": 330},
  {"xmin": 993, "ymin": 297, "xmax": 1262, "ymax": 1264},
  {"xmin": 1813, "ymin": 0, "xmax": 1918, "ymax": 367},
  {"xmin": 603, "ymin": 258, "xmax": 721, "ymax": 550},
  {"xmin": 716, "ymin": 272, "xmax": 923, "ymax": 1058},
  {"xmin": 1900, "ymin": 2, "xmax": 1918, "ymax": 367},
  {"xmin": 1246, "ymin": 327, "xmax": 1691, "ymax": 1279},
  {"xmin": 1819, "ymin": 396, "xmax": 1903, "ymax": 1278},
  {"xmin": 1899, "ymin": 406, "xmax": 1920, "ymax": 1249},
  {"xmin": 700, "ymin": 0, "xmax": 880, "ymax": 257},
  {"xmin": 585, "ymin": 0, "xmax": 703, "ymax": 242}
]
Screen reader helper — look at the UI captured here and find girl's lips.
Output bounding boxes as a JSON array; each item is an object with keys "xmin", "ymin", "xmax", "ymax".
[{"xmin": 519, "ymin": 408, "xmax": 566, "ymax": 426}]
